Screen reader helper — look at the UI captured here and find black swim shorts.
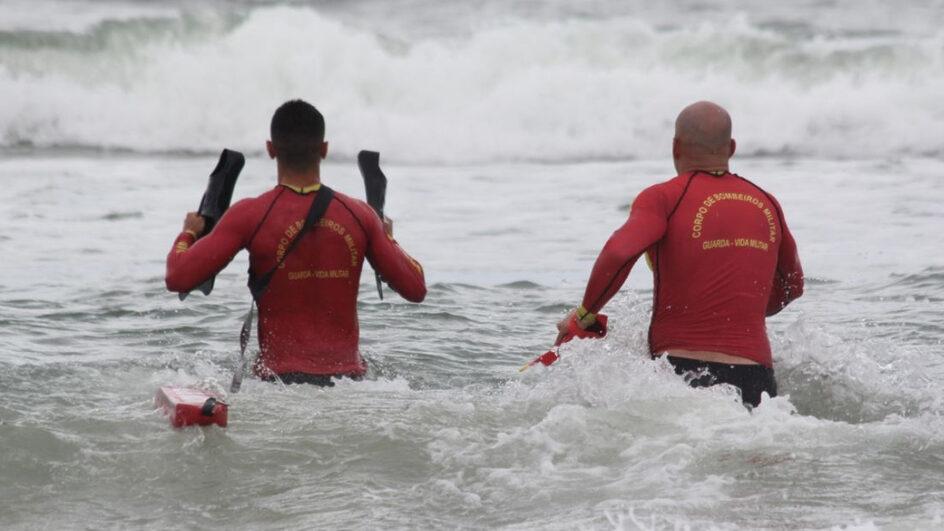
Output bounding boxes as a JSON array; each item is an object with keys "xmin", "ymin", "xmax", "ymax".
[
  {"xmin": 665, "ymin": 356, "xmax": 777, "ymax": 407},
  {"xmin": 263, "ymin": 372, "xmax": 363, "ymax": 387}
]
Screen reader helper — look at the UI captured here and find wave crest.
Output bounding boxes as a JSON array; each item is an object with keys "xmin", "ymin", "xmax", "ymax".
[{"xmin": 1, "ymin": 6, "xmax": 942, "ymax": 162}]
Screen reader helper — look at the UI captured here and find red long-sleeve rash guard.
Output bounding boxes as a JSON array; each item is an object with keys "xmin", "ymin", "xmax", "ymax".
[
  {"xmin": 166, "ymin": 185, "xmax": 426, "ymax": 377},
  {"xmin": 580, "ymin": 171, "xmax": 803, "ymax": 367}
]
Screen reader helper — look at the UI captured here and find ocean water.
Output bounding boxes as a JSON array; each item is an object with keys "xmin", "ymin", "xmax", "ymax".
[{"xmin": 2, "ymin": 1, "xmax": 944, "ymax": 530}]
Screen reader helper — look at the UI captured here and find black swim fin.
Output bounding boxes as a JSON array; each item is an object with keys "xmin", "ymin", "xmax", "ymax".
[
  {"xmin": 179, "ymin": 149, "xmax": 245, "ymax": 301},
  {"xmin": 357, "ymin": 150, "xmax": 387, "ymax": 300}
]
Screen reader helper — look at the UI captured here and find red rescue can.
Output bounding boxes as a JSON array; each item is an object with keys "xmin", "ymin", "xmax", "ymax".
[{"xmin": 155, "ymin": 386, "xmax": 228, "ymax": 428}]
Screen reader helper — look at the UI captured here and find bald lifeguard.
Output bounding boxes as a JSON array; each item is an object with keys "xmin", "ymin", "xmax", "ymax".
[
  {"xmin": 673, "ymin": 101, "xmax": 736, "ymax": 174},
  {"xmin": 552, "ymin": 100, "xmax": 804, "ymax": 408}
]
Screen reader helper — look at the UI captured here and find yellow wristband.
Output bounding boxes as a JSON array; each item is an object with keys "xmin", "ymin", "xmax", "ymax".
[
  {"xmin": 183, "ymin": 229, "xmax": 198, "ymax": 238},
  {"xmin": 575, "ymin": 306, "xmax": 596, "ymax": 327}
]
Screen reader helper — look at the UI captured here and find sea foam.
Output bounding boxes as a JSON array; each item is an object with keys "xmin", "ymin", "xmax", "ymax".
[{"xmin": 0, "ymin": 6, "xmax": 942, "ymax": 162}]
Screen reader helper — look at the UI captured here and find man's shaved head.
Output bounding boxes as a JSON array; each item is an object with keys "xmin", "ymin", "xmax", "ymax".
[{"xmin": 674, "ymin": 101, "xmax": 732, "ymax": 154}]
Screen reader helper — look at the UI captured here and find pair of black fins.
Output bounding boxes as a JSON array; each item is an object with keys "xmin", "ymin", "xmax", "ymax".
[{"xmin": 179, "ymin": 149, "xmax": 389, "ymax": 300}]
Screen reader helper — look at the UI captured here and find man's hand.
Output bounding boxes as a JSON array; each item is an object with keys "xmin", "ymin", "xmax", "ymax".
[
  {"xmin": 555, "ymin": 311, "xmax": 575, "ymax": 345},
  {"xmin": 182, "ymin": 212, "xmax": 206, "ymax": 237},
  {"xmin": 556, "ymin": 309, "xmax": 590, "ymax": 344},
  {"xmin": 382, "ymin": 216, "xmax": 394, "ymax": 238},
  {"xmin": 556, "ymin": 308, "xmax": 608, "ymax": 346}
]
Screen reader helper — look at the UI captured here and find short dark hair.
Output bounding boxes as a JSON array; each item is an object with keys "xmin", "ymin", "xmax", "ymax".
[{"xmin": 270, "ymin": 99, "xmax": 325, "ymax": 171}]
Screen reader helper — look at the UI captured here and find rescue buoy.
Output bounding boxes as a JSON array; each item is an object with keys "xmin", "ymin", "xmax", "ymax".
[{"xmin": 154, "ymin": 386, "xmax": 228, "ymax": 428}]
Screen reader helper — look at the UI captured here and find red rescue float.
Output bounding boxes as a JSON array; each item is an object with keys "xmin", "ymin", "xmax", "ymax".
[{"xmin": 155, "ymin": 386, "xmax": 228, "ymax": 428}]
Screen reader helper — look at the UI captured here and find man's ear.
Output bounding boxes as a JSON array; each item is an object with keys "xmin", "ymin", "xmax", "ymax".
[
  {"xmin": 729, "ymin": 138, "xmax": 737, "ymax": 158},
  {"xmin": 672, "ymin": 137, "xmax": 681, "ymax": 160},
  {"xmin": 320, "ymin": 141, "xmax": 329, "ymax": 160},
  {"xmin": 266, "ymin": 140, "xmax": 276, "ymax": 159}
]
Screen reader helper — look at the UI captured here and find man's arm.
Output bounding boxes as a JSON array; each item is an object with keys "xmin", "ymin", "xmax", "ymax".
[
  {"xmin": 363, "ymin": 208, "xmax": 426, "ymax": 303},
  {"xmin": 165, "ymin": 203, "xmax": 249, "ymax": 293},
  {"xmin": 554, "ymin": 186, "xmax": 668, "ymax": 340},
  {"xmin": 766, "ymin": 200, "xmax": 804, "ymax": 316},
  {"xmin": 578, "ymin": 187, "xmax": 669, "ymax": 320}
]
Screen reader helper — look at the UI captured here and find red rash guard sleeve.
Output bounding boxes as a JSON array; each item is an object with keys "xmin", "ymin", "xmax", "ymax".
[
  {"xmin": 580, "ymin": 186, "xmax": 669, "ymax": 314},
  {"xmin": 165, "ymin": 202, "xmax": 249, "ymax": 292},
  {"xmin": 766, "ymin": 200, "xmax": 804, "ymax": 316},
  {"xmin": 361, "ymin": 207, "xmax": 427, "ymax": 303}
]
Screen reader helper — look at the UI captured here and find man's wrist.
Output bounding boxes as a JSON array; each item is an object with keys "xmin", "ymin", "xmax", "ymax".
[{"xmin": 575, "ymin": 305, "xmax": 596, "ymax": 328}]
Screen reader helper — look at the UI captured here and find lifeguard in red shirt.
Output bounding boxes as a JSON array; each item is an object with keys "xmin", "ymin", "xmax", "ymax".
[
  {"xmin": 558, "ymin": 101, "xmax": 803, "ymax": 406},
  {"xmin": 166, "ymin": 100, "xmax": 426, "ymax": 385}
]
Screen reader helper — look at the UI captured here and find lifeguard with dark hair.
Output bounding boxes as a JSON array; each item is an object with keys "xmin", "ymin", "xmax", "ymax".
[
  {"xmin": 557, "ymin": 101, "xmax": 803, "ymax": 407},
  {"xmin": 269, "ymin": 99, "xmax": 326, "ymax": 170},
  {"xmin": 166, "ymin": 99, "xmax": 426, "ymax": 385}
]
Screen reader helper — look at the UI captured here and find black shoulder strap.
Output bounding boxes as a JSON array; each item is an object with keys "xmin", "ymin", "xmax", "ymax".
[{"xmin": 247, "ymin": 185, "xmax": 335, "ymax": 301}]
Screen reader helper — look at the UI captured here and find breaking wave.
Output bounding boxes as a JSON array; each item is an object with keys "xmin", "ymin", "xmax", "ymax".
[{"xmin": 1, "ymin": 3, "xmax": 942, "ymax": 162}]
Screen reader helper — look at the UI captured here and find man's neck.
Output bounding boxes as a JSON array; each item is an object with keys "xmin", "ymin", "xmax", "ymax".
[
  {"xmin": 277, "ymin": 167, "xmax": 321, "ymax": 189},
  {"xmin": 676, "ymin": 159, "xmax": 729, "ymax": 175}
]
